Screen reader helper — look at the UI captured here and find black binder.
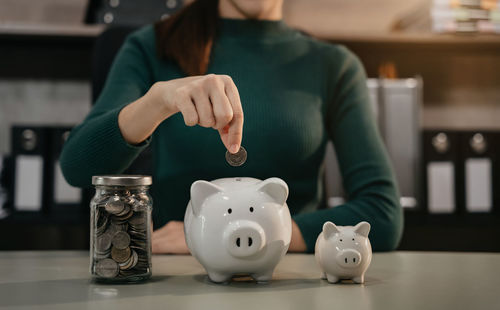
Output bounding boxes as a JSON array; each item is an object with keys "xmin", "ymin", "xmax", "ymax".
[
  {"xmin": 47, "ymin": 127, "xmax": 82, "ymax": 213},
  {"xmin": 494, "ymin": 132, "xmax": 500, "ymax": 215},
  {"xmin": 11, "ymin": 126, "xmax": 50, "ymax": 213},
  {"xmin": 460, "ymin": 131, "xmax": 496, "ymax": 213},
  {"xmin": 423, "ymin": 130, "xmax": 459, "ymax": 214}
]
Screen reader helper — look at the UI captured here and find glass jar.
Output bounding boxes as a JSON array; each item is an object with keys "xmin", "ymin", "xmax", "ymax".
[{"xmin": 90, "ymin": 175, "xmax": 153, "ymax": 283}]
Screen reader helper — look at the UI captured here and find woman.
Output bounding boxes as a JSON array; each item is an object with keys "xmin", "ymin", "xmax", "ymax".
[{"xmin": 60, "ymin": 0, "xmax": 403, "ymax": 254}]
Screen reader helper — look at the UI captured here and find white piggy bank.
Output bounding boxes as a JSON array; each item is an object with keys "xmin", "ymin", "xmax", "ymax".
[
  {"xmin": 184, "ymin": 177, "xmax": 292, "ymax": 283},
  {"xmin": 315, "ymin": 221, "xmax": 372, "ymax": 284}
]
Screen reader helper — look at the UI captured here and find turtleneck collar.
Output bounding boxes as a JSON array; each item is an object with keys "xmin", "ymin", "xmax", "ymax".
[{"xmin": 217, "ymin": 18, "xmax": 297, "ymax": 41}]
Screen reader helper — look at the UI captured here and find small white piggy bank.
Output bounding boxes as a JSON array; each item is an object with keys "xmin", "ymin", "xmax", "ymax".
[
  {"xmin": 184, "ymin": 177, "xmax": 292, "ymax": 283},
  {"xmin": 315, "ymin": 221, "xmax": 372, "ymax": 284}
]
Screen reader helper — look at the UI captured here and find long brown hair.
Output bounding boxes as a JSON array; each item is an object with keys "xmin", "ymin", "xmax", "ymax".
[{"xmin": 154, "ymin": 0, "xmax": 219, "ymax": 76}]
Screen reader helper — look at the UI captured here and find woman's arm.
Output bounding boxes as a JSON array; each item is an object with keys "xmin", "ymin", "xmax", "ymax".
[
  {"xmin": 293, "ymin": 47, "xmax": 403, "ymax": 252},
  {"xmin": 60, "ymin": 30, "xmax": 155, "ymax": 187},
  {"xmin": 60, "ymin": 28, "xmax": 243, "ymax": 188}
]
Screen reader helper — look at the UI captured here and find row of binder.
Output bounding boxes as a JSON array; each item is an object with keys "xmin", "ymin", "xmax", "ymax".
[
  {"xmin": 2, "ymin": 126, "xmax": 497, "ymax": 216},
  {"xmin": 3, "ymin": 125, "xmax": 82, "ymax": 215},
  {"xmin": 424, "ymin": 130, "xmax": 499, "ymax": 215}
]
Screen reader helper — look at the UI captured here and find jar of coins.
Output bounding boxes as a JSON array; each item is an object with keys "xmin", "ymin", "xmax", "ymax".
[{"xmin": 90, "ymin": 175, "xmax": 153, "ymax": 283}]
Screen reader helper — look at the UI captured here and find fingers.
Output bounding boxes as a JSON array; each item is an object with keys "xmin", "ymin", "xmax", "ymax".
[
  {"xmin": 172, "ymin": 74, "xmax": 244, "ymax": 153},
  {"xmin": 221, "ymin": 76, "xmax": 243, "ymax": 153},
  {"xmin": 208, "ymin": 78, "xmax": 233, "ymax": 130},
  {"xmin": 174, "ymin": 87, "xmax": 198, "ymax": 127},
  {"xmin": 192, "ymin": 89, "xmax": 216, "ymax": 128}
]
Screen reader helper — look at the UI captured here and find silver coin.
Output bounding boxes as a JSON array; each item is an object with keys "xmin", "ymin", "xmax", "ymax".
[
  {"xmin": 129, "ymin": 231, "xmax": 147, "ymax": 240},
  {"xmin": 225, "ymin": 146, "xmax": 247, "ymax": 167},
  {"xmin": 95, "ymin": 258, "xmax": 119, "ymax": 278},
  {"xmin": 114, "ymin": 204, "xmax": 131, "ymax": 218},
  {"xmin": 95, "ymin": 250, "xmax": 111, "ymax": 260},
  {"xmin": 130, "ymin": 244, "xmax": 148, "ymax": 253},
  {"xmin": 119, "ymin": 250, "xmax": 138, "ymax": 270},
  {"xmin": 105, "ymin": 198, "xmax": 125, "ymax": 215},
  {"xmin": 111, "ymin": 246, "xmax": 131, "ymax": 263},
  {"xmin": 95, "ymin": 212, "xmax": 109, "ymax": 236},
  {"xmin": 129, "ymin": 212, "xmax": 146, "ymax": 227},
  {"xmin": 107, "ymin": 222, "xmax": 127, "ymax": 234},
  {"xmin": 112, "ymin": 231, "xmax": 130, "ymax": 250},
  {"xmin": 95, "ymin": 231, "xmax": 113, "ymax": 253},
  {"xmin": 110, "ymin": 210, "xmax": 130, "ymax": 222}
]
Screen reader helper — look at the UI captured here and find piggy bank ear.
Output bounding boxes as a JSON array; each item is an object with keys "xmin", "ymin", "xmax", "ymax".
[
  {"xmin": 353, "ymin": 221, "xmax": 371, "ymax": 237},
  {"xmin": 190, "ymin": 181, "xmax": 223, "ymax": 216},
  {"xmin": 323, "ymin": 221, "xmax": 340, "ymax": 239},
  {"xmin": 258, "ymin": 177, "xmax": 289, "ymax": 206}
]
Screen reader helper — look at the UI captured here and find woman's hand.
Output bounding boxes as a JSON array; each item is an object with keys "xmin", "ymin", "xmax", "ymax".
[
  {"xmin": 151, "ymin": 220, "xmax": 307, "ymax": 254},
  {"xmin": 119, "ymin": 74, "xmax": 244, "ymax": 153},
  {"xmin": 152, "ymin": 221, "xmax": 189, "ymax": 254}
]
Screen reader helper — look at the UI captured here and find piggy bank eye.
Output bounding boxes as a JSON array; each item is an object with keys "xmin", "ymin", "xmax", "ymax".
[
  {"xmin": 249, "ymin": 207, "xmax": 254, "ymax": 213},
  {"xmin": 227, "ymin": 208, "xmax": 232, "ymax": 214},
  {"xmin": 352, "ymin": 238, "xmax": 355, "ymax": 241},
  {"xmin": 339, "ymin": 239, "xmax": 343, "ymax": 242}
]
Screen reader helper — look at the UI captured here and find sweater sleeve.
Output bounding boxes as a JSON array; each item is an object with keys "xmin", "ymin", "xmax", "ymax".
[
  {"xmin": 293, "ymin": 47, "xmax": 403, "ymax": 252},
  {"xmin": 60, "ymin": 28, "xmax": 155, "ymax": 188}
]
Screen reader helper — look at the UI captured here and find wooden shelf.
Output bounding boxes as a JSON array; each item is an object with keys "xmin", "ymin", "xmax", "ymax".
[
  {"xmin": 0, "ymin": 24, "xmax": 105, "ymax": 37},
  {"xmin": 2, "ymin": 22, "xmax": 499, "ymax": 49},
  {"xmin": 317, "ymin": 31, "xmax": 500, "ymax": 46}
]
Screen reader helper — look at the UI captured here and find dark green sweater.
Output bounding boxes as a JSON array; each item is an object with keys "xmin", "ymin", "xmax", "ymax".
[{"xmin": 60, "ymin": 18, "xmax": 403, "ymax": 252}]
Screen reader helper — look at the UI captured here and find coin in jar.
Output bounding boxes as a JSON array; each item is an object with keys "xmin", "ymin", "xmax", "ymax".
[
  {"xmin": 115, "ymin": 206, "xmax": 132, "ymax": 219},
  {"xmin": 111, "ymin": 246, "xmax": 131, "ymax": 263},
  {"xmin": 107, "ymin": 222, "xmax": 127, "ymax": 234},
  {"xmin": 119, "ymin": 250, "xmax": 138, "ymax": 270},
  {"xmin": 95, "ymin": 231, "xmax": 113, "ymax": 253},
  {"xmin": 225, "ymin": 146, "xmax": 247, "ymax": 167},
  {"xmin": 95, "ymin": 258, "xmax": 119, "ymax": 278},
  {"xmin": 105, "ymin": 198, "xmax": 125, "ymax": 215},
  {"xmin": 112, "ymin": 231, "xmax": 130, "ymax": 250},
  {"xmin": 95, "ymin": 211, "xmax": 109, "ymax": 236},
  {"xmin": 129, "ymin": 212, "xmax": 146, "ymax": 227}
]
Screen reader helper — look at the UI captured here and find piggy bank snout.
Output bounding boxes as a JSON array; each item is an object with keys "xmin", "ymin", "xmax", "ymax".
[
  {"xmin": 336, "ymin": 249, "xmax": 362, "ymax": 268},
  {"xmin": 224, "ymin": 221, "xmax": 266, "ymax": 258}
]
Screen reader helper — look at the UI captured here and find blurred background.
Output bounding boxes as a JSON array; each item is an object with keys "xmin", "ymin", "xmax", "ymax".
[{"xmin": 0, "ymin": 0, "xmax": 499, "ymax": 251}]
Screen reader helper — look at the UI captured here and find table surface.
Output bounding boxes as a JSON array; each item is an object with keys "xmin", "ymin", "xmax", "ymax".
[{"xmin": 0, "ymin": 251, "xmax": 499, "ymax": 310}]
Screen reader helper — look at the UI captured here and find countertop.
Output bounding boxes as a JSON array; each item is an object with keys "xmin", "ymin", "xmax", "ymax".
[{"xmin": 0, "ymin": 251, "xmax": 499, "ymax": 309}]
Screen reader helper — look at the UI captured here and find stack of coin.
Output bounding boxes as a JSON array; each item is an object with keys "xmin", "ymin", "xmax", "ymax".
[{"xmin": 93, "ymin": 193, "xmax": 151, "ymax": 279}]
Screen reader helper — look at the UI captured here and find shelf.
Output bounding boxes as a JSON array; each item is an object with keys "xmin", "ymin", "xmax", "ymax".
[
  {"xmin": 2, "ymin": 22, "xmax": 500, "ymax": 47},
  {"xmin": 0, "ymin": 24, "xmax": 105, "ymax": 37},
  {"xmin": 317, "ymin": 30, "xmax": 500, "ymax": 46}
]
